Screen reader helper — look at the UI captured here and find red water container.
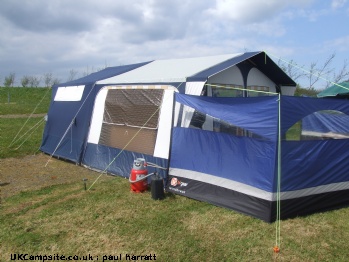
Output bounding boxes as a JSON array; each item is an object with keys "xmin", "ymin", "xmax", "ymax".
[{"xmin": 130, "ymin": 158, "xmax": 148, "ymax": 193}]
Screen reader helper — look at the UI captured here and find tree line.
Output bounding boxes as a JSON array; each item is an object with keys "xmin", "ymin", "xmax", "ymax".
[
  {"xmin": 1, "ymin": 65, "xmax": 107, "ymax": 88},
  {"xmin": 277, "ymin": 52, "xmax": 349, "ymax": 96},
  {"xmin": 1, "ymin": 55, "xmax": 348, "ymax": 96},
  {"xmin": 1, "ymin": 72, "xmax": 59, "ymax": 88}
]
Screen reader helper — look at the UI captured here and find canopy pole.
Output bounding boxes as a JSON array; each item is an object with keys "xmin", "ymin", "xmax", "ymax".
[{"xmin": 274, "ymin": 93, "xmax": 282, "ymax": 254}]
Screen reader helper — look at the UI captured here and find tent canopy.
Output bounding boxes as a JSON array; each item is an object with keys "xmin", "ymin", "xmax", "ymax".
[{"xmin": 317, "ymin": 81, "xmax": 349, "ymax": 98}]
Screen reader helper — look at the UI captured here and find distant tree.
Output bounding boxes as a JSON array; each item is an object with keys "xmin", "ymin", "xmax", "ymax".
[
  {"xmin": 82, "ymin": 66, "xmax": 94, "ymax": 77},
  {"xmin": 325, "ymin": 59, "xmax": 349, "ymax": 88},
  {"xmin": 279, "ymin": 52, "xmax": 349, "ymax": 91},
  {"xmin": 52, "ymin": 78, "xmax": 61, "ymax": 85},
  {"xmin": 278, "ymin": 59, "xmax": 306, "ymax": 83},
  {"xmin": 67, "ymin": 69, "xmax": 78, "ymax": 81},
  {"xmin": 3, "ymin": 72, "xmax": 15, "ymax": 87},
  {"xmin": 307, "ymin": 53, "xmax": 335, "ymax": 89},
  {"xmin": 21, "ymin": 75, "xmax": 30, "ymax": 87},
  {"xmin": 28, "ymin": 76, "xmax": 41, "ymax": 87},
  {"xmin": 294, "ymin": 85, "xmax": 320, "ymax": 97},
  {"xmin": 43, "ymin": 72, "xmax": 53, "ymax": 88}
]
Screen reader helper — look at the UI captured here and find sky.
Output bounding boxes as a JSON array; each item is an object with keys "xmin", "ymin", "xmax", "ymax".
[{"xmin": 0, "ymin": 0, "xmax": 348, "ymax": 89}]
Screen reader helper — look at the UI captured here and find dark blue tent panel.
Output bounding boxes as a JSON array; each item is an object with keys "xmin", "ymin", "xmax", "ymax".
[
  {"xmin": 82, "ymin": 144, "xmax": 168, "ymax": 178},
  {"xmin": 59, "ymin": 62, "xmax": 152, "ymax": 86},
  {"xmin": 40, "ymin": 62, "xmax": 150, "ymax": 162},
  {"xmin": 176, "ymin": 94, "xmax": 278, "ymax": 140},
  {"xmin": 280, "ymin": 96, "xmax": 349, "ymax": 135}
]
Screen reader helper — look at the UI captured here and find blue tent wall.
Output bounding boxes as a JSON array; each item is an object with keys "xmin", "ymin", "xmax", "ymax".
[
  {"xmin": 82, "ymin": 144, "xmax": 168, "ymax": 178},
  {"xmin": 278, "ymin": 96, "xmax": 349, "ymax": 220},
  {"xmin": 40, "ymin": 88, "xmax": 93, "ymax": 162},
  {"xmin": 168, "ymin": 94, "xmax": 279, "ymax": 222},
  {"xmin": 40, "ymin": 62, "xmax": 150, "ymax": 163},
  {"xmin": 167, "ymin": 94, "xmax": 349, "ymax": 222}
]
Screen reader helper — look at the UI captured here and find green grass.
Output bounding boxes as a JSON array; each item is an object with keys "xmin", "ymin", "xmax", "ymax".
[
  {"xmin": 0, "ymin": 87, "xmax": 50, "ymax": 158},
  {"xmin": 0, "ymin": 117, "xmax": 46, "ymax": 158},
  {"xmin": 1, "ymin": 88, "xmax": 349, "ymax": 261},
  {"xmin": 1, "ymin": 180, "xmax": 349, "ymax": 261},
  {"xmin": 0, "ymin": 87, "xmax": 51, "ymax": 115},
  {"xmin": 286, "ymin": 121, "xmax": 302, "ymax": 140}
]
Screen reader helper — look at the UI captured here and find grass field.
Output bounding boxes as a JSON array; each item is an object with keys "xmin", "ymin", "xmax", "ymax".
[
  {"xmin": 0, "ymin": 117, "xmax": 45, "ymax": 158},
  {"xmin": 1, "ymin": 173, "xmax": 349, "ymax": 261},
  {"xmin": 1, "ymin": 87, "xmax": 349, "ymax": 261},
  {"xmin": 0, "ymin": 87, "xmax": 50, "ymax": 159},
  {"xmin": 0, "ymin": 87, "xmax": 51, "ymax": 115}
]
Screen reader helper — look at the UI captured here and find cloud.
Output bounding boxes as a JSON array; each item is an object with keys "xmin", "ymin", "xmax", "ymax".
[
  {"xmin": 331, "ymin": 0, "xmax": 347, "ymax": 9},
  {"xmin": 326, "ymin": 35, "xmax": 349, "ymax": 51},
  {"xmin": 0, "ymin": 0, "xmax": 346, "ymax": 86},
  {"xmin": 207, "ymin": 0, "xmax": 314, "ymax": 23},
  {"xmin": 0, "ymin": 1, "xmax": 94, "ymax": 33}
]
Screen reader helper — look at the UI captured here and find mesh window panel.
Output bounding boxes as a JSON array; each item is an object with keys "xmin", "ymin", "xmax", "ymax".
[{"xmin": 99, "ymin": 89, "xmax": 163, "ymax": 155}]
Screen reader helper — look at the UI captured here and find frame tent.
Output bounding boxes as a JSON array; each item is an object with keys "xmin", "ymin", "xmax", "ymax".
[
  {"xmin": 80, "ymin": 52, "xmax": 296, "ymax": 178},
  {"xmin": 45, "ymin": 52, "xmax": 349, "ymax": 222}
]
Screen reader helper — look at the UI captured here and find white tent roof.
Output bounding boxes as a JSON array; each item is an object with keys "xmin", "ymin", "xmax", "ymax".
[{"xmin": 97, "ymin": 53, "xmax": 242, "ymax": 84}]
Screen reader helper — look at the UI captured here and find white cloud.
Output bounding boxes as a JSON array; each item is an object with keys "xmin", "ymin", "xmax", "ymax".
[
  {"xmin": 325, "ymin": 35, "xmax": 349, "ymax": 51},
  {"xmin": 0, "ymin": 0, "xmax": 347, "ymax": 85},
  {"xmin": 331, "ymin": 0, "xmax": 347, "ymax": 9},
  {"xmin": 207, "ymin": 0, "xmax": 314, "ymax": 23}
]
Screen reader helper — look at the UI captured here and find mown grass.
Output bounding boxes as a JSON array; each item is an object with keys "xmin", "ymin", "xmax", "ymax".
[
  {"xmin": 0, "ymin": 117, "xmax": 45, "ymax": 158},
  {"xmin": 0, "ymin": 87, "xmax": 51, "ymax": 115},
  {"xmin": 0, "ymin": 87, "xmax": 50, "ymax": 158},
  {"xmin": 1, "ymin": 88, "xmax": 349, "ymax": 261},
  {"xmin": 1, "ymin": 179, "xmax": 349, "ymax": 261}
]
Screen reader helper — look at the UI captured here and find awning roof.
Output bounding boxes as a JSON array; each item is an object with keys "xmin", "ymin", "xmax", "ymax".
[
  {"xmin": 317, "ymin": 81, "xmax": 349, "ymax": 98},
  {"xmin": 97, "ymin": 53, "xmax": 243, "ymax": 84},
  {"xmin": 96, "ymin": 51, "xmax": 296, "ymax": 87},
  {"xmin": 58, "ymin": 61, "xmax": 151, "ymax": 87}
]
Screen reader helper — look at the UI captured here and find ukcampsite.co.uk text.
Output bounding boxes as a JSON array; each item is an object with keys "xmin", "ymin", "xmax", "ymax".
[{"xmin": 10, "ymin": 253, "xmax": 157, "ymax": 261}]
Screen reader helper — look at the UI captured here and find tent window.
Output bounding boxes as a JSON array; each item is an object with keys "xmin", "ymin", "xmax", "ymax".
[
  {"xmin": 211, "ymin": 84, "xmax": 244, "ymax": 97},
  {"xmin": 54, "ymin": 85, "xmax": 85, "ymax": 101},
  {"xmin": 247, "ymin": 86, "xmax": 270, "ymax": 97},
  {"xmin": 286, "ymin": 110, "xmax": 349, "ymax": 140},
  {"xmin": 99, "ymin": 89, "xmax": 164, "ymax": 155},
  {"xmin": 177, "ymin": 103, "xmax": 264, "ymax": 139},
  {"xmin": 210, "ymin": 84, "xmax": 270, "ymax": 97}
]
